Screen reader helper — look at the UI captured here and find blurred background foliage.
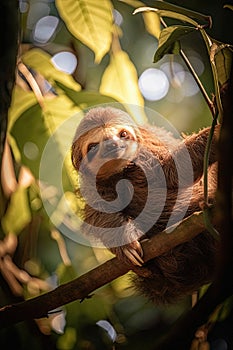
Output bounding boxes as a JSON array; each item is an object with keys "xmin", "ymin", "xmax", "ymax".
[{"xmin": 0, "ymin": 0, "xmax": 232, "ymax": 349}]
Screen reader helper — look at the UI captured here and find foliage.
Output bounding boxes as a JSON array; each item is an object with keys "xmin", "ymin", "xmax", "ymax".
[{"xmin": 0, "ymin": 0, "xmax": 232, "ymax": 349}]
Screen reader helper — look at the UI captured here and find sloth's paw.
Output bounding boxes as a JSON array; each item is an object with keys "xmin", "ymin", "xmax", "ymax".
[{"xmin": 112, "ymin": 240, "xmax": 144, "ymax": 266}]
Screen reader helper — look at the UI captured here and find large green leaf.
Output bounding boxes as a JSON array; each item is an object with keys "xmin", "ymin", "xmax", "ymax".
[
  {"xmin": 10, "ymin": 96, "xmax": 81, "ymax": 184},
  {"xmin": 10, "ymin": 104, "xmax": 49, "ymax": 178},
  {"xmin": 9, "ymin": 99, "xmax": 83, "ymax": 238},
  {"xmin": 8, "ymin": 87, "xmax": 37, "ymax": 131},
  {"xmin": 55, "ymin": 82, "xmax": 118, "ymax": 109},
  {"xmin": 100, "ymin": 50, "xmax": 147, "ymax": 124},
  {"xmin": 1, "ymin": 186, "xmax": 31, "ymax": 234},
  {"xmin": 55, "ymin": 0, "xmax": 113, "ymax": 63},
  {"xmin": 154, "ymin": 25, "xmax": 195, "ymax": 62}
]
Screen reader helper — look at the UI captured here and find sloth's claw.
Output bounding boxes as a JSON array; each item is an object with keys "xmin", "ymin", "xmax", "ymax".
[
  {"xmin": 111, "ymin": 241, "xmax": 144, "ymax": 267},
  {"xmin": 122, "ymin": 241, "xmax": 144, "ymax": 266},
  {"xmin": 123, "ymin": 247, "xmax": 144, "ymax": 266}
]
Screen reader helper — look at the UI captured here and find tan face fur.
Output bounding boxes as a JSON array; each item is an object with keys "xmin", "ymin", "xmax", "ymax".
[{"xmin": 79, "ymin": 123, "xmax": 138, "ymax": 179}]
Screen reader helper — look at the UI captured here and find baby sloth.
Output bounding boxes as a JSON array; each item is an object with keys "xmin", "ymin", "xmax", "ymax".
[{"xmin": 71, "ymin": 107, "xmax": 219, "ymax": 304}]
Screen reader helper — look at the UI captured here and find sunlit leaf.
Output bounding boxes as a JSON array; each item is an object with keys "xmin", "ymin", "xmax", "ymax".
[
  {"xmin": 10, "ymin": 104, "xmax": 48, "ymax": 178},
  {"xmin": 22, "ymin": 49, "xmax": 81, "ymax": 91},
  {"xmin": 154, "ymin": 25, "xmax": 195, "ymax": 62},
  {"xmin": 55, "ymin": 82, "xmax": 118, "ymax": 109},
  {"xmin": 1, "ymin": 186, "xmax": 31, "ymax": 234},
  {"xmin": 100, "ymin": 50, "xmax": 147, "ymax": 124},
  {"xmin": 223, "ymin": 4, "xmax": 233, "ymax": 11},
  {"xmin": 55, "ymin": 0, "xmax": 113, "ymax": 63},
  {"xmin": 9, "ymin": 91, "xmax": 81, "ymax": 180},
  {"xmin": 134, "ymin": 7, "xmax": 200, "ymax": 27},
  {"xmin": 120, "ymin": 0, "xmax": 144, "ymax": 6},
  {"xmin": 143, "ymin": 10, "xmax": 161, "ymax": 39},
  {"xmin": 8, "ymin": 87, "xmax": 37, "ymax": 131},
  {"xmin": 130, "ymin": 1, "xmax": 211, "ymax": 25},
  {"xmin": 119, "ymin": 0, "xmax": 161, "ymax": 39}
]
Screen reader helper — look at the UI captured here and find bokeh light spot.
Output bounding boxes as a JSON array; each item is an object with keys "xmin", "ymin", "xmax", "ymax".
[
  {"xmin": 138, "ymin": 68, "xmax": 169, "ymax": 101},
  {"xmin": 51, "ymin": 52, "xmax": 77, "ymax": 74},
  {"xmin": 113, "ymin": 9, "xmax": 123, "ymax": 26},
  {"xmin": 23, "ymin": 142, "xmax": 39, "ymax": 160},
  {"xmin": 19, "ymin": 1, "xmax": 29, "ymax": 13},
  {"xmin": 33, "ymin": 15, "xmax": 59, "ymax": 44}
]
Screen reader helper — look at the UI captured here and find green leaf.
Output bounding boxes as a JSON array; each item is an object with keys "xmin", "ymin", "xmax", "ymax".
[
  {"xmin": 55, "ymin": 82, "xmax": 118, "ymax": 109},
  {"xmin": 118, "ymin": 0, "xmax": 161, "ymax": 39},
  {"xmin": 15, "ymin": 50, "xmax": 80, "ymax": 144},
  {"xmin": 8, "ymin": 88, "xmax": 87, "ymax": 236},
  {"xmin": 100, "ymin": 50, "xmax": 147, "ymax": 124},
  {"xmin": 10, "ymin": 104, "xmax": 49, "ymax": 178},
  {"xmin": 143, "ymin": 10, "xmax": 161, "ymax": 39},
  {"xmin": 55, "ymin": 0, "xmax": 113, "ymax": 63},
  {"xmin": 22, "ymin": 49, "xmax": 81, "ymax": 91},
  {"xmin": 129, "ymin": 0, "xmax": 211, "ymax": 25},
  {"xmin": 8, "ymin": 87, "xmax": 37, "ymax": 131},
  {"xmin": 1, "ymin": 186, "xmax": 31, "ymax": 234},
  {"xmin": 9, "ymin": 91, "xmax": 81, "ymax": 181},
  {"xmin": 199, "ymin": 28, "xmax": 233, "ymax": 118},
  {"xmin": 134, "ymin": 7, "xmax": 200, "ymax": 27},
  {"xmin": 154, "ymin": 25, "xmax": 195, "ymax": 62},
  {"xmin": 224, "ymin": 4, "xmax": 233, "ymax": 11},
  {"xmin": 210, "ymin": 41, "xmax": 233, "ymax": 87}
]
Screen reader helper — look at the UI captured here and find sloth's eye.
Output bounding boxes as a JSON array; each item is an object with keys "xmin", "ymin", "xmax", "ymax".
[
  {"xmin": 87, "ymin": 143, "xmax": 99, "ymax": 160},
  {"xmin": 120, "ymin": 130, "xmax": 128, "ymax": 138},
  {"xmin": 88, "ymin": 143, "xmax": 98, "ymax": 152}
]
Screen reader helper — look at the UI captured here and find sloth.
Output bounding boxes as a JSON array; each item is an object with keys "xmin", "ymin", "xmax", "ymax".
[{"xmin": 71, "ymin": 107, "xmax": 219, "ymax": 304}]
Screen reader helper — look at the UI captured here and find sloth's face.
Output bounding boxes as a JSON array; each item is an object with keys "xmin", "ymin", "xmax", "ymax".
[{"xmin": 80, "ymin": 124, "xmax": 138, "ymax": 178}]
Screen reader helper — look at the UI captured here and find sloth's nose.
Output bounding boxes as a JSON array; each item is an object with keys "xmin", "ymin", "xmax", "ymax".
[
  {"xmin": 105, "ymin": 140, "xmax": 118, "ymax": 151},
  {"xmin": 102, "ymin": 139, "xmax": 125, "ymax": 156}
]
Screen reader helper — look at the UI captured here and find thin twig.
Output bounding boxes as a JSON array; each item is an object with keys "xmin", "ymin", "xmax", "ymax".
[
  {"xmin": 160, "ymin": 17, "xmax": 215, "ymax": 118},
  {"xmin": 179, "ymin": 49, "xmax": 215, "ymax": 117},
  {"xmin": 17, "ymin": 62, "xmax": 45, "ymax": 109},
  {"xmin": 203, "ymin": 114, "xmax": 220, "ymax": 239}
]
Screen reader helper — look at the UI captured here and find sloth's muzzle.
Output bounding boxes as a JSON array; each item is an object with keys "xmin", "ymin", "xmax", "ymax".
[{"xmin": 101, "ymin": 139, "xmax": 127, "ymax": 158}]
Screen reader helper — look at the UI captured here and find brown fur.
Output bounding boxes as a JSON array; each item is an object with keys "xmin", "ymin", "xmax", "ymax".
[{"xmin": 71, "ymin": 107, "xmax": 219, "ymax": 304}]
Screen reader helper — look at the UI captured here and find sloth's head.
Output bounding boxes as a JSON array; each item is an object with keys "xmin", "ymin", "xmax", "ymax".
[{"xmin": 71, "ymin": 107, "xmax": 140, "ymax": 179}]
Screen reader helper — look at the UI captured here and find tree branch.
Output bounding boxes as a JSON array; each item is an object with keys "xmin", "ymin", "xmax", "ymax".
[{"xmin": 0, "ymin": 211, "xmax": 211, "ymax": 328}]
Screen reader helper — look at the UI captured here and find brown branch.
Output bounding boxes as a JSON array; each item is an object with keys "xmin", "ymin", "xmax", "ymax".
[{"xmin": 0, "ymin": 211, "xmax": 210, "ymax": 329}]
